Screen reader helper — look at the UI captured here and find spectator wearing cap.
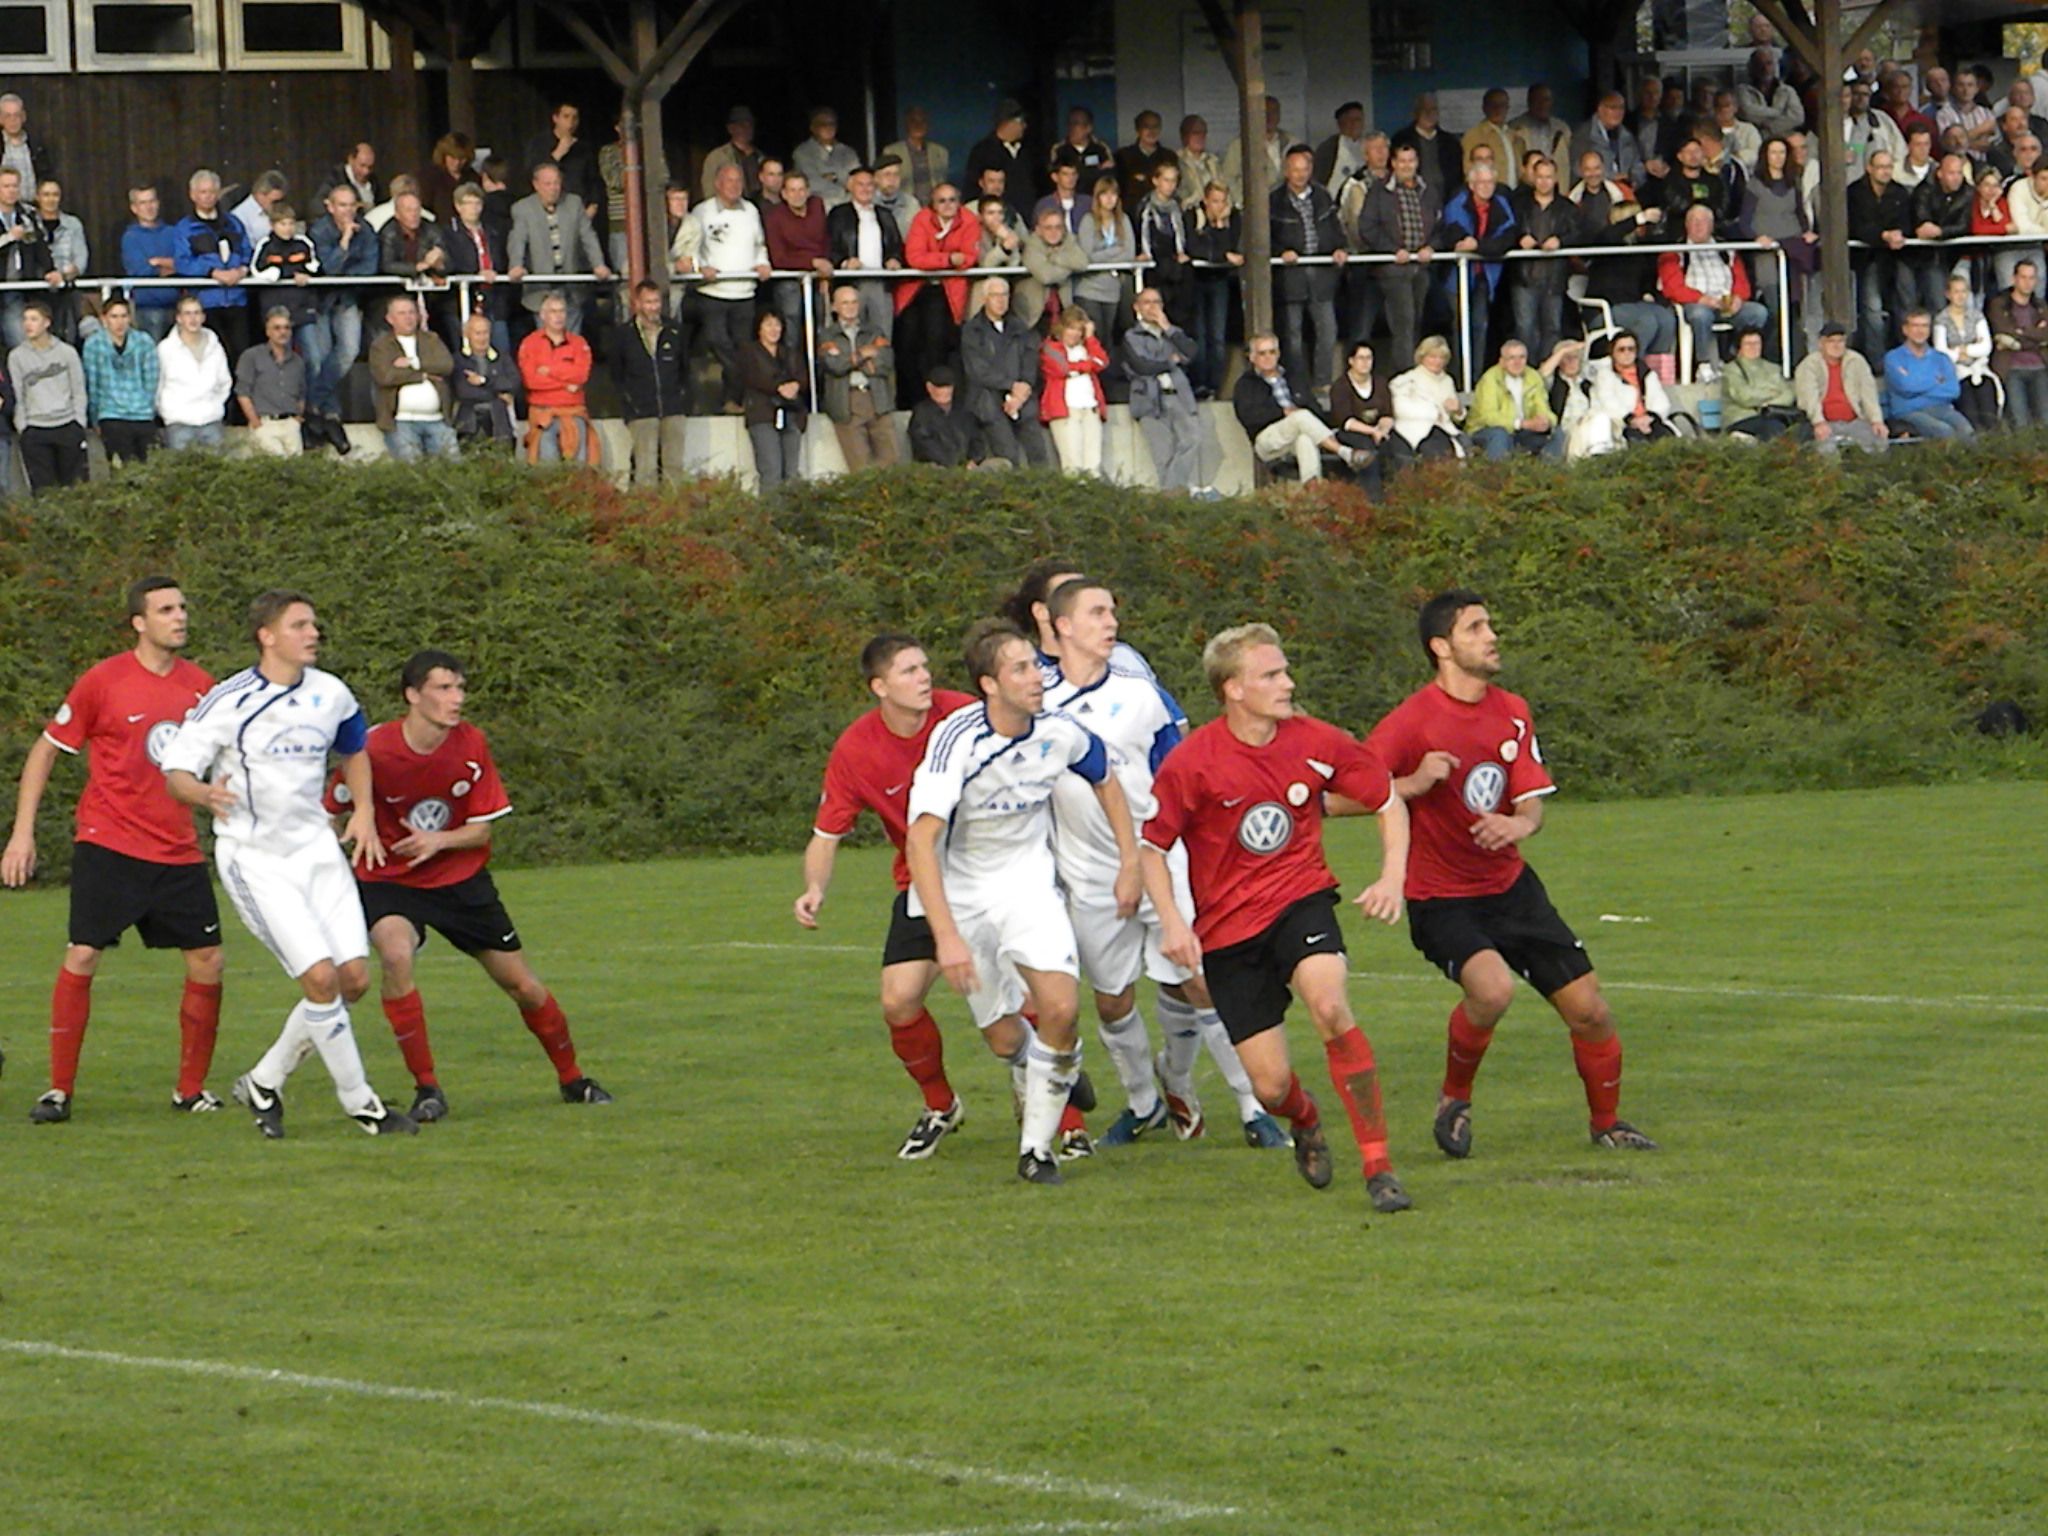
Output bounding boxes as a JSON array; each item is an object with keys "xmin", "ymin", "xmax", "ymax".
[
  {"xmin": 908, "ymin": 364, "xmax": 1000, "ymax": 468},
  {"xmin": 965, "ymin": 105, "xmax": 1036, "ymax": 222},
  {"xmin": 872, "ymin": 155, "xmax": 918, "ymax": 230},
  {"xmin": 702, "ymin": 107, "xmax": 763, "ymax": 201},
  {"xmin": 882, "ymin": 108, "xmax": 950, "ymax": 208},
  {"xmin": 676, "ymin": 162, "xmax": 770, "ymax": 413},
  {"xmin": 1115, "ymin": 111, "xmax": 1177, "ymax": 210},
  {"xmin": 794, "ymin": 107, "xmax": 861, "ymax": 210},
  {"xmin": 1794, "ymin": 320, "xmax": 1888, "ymax": 450},
  {"xmin": 827, "ymin": 165, "xmax": 905, "ymax": 338}
]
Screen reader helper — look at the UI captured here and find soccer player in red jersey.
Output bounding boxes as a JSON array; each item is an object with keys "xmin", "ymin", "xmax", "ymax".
[
  {"xmin": 1364, "ymin": 590, "xmax": 1658, "ymax": 1158},
  {"xmin": 332, "ymin": 650, "xmax": 611, "ymax": 1121},
  {"xmin": 795, "ymin": 633, "xmax": 981, "ymax": 1159},
  {"xmin": 2, "ymin": 577, "xmax": 224, "ymax": 1122},
  {"xmin": 1143, "ymin": 622, "xmax": 1416, "ymax": 1212}
]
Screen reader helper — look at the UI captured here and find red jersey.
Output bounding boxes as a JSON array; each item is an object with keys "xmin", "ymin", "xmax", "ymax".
[
  {"xmin": 324, "ymin": 719, "xmax": 512, "ymax": 888},
  {"xmin": 43, "ymin": 652, "xmax": 214, "ymax": 864},
  {"xmin": 1143, "ymin": 712, "xmax": 1393, "ymax": 951},
  {"xmin": 1364, "ymin": 682, "xmax": 1555, "ymax": 900},
  {"xmin": 813, "ymin": 690, "xmax": 978, "ymax": 891}
]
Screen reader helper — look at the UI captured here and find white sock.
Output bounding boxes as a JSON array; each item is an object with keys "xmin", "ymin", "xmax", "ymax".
[
  {"xmin": 297, "ymin": 998, "xmax": 383, "ymax": 1118},
  {"xmin": 1019, "ymin": 1035, "xmax": 1079, "ymax": 1160},
  {"xmin": 999, "ymin": 1029, "xmax": 1030, "ymax": 1122},
  {"xmin": 1098, "ymin": 1006, "xmax": 1158, "ymax": 1116},
  {"xmin": 1197, "ymin": 1007, "xmax": 1265, "ymax": 1122},
  {"xmin": 1155, "ymin": 992, "xmax": 1201, "ymax": 1099},
  {"xmin": 253, "ymin": 1004, "xmax": 314, "ymax": 1090}
]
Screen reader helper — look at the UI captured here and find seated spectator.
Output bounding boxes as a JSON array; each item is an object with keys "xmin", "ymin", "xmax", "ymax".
[
  {"xmin": 1539, "ymin": 338, "xmax": 1596, "ymax": 444},
  {"xmin": 826, "ymin": 165, "xmax": 905, "ymax": 339},
  {"xmin": 82, "ymin": 296, "xmax": 160, "ymax": 465},
  {"xmin": 961, "ymin": 276, "xmax": 1055, "ymax": 468},
  {"xmin": 1185, "ymin": 180, "xmax": 1242, "ymax": 396},
  {"xmin": 1331, "ymin": 339, "xmax": 1396, "ymax": 453},
  {"xmin": 764, "ymin": 170, "xmax": 833, "ymax": 335},
  {"xmin": 9, "ymin": 298, "xmax": 86, "ymax": 491},
  {"xmin": 793, "ymin": 107, "xmax": 861, "ymax": 209},
  {"xmin": 231, "ymin": 170, "xmax": 288, "ymax": 251},
  {"xmin": 1589, "ymin": 332, "xmax": 1678, "ymax": 445},
  {"xmin": 1019, "ymin": 206, "xmax": 1088, "ymax": 332},
  {"xmin": 1794, "ymin": 321, "xmax": 1889, "ymax": 450},
  {"xmin": 1720, "ymin": 325, "xmax": 1810, "ymax": 440},
  {"xmin": 234, "ymin": 306, "xmax": 307, "ymax": 457},
  {"xmin": 678, "ymin": 163, "xmax": 770, "ymax": 413},
  {"xmin": 1121, "ymin": 285, "xmax": 1213, "ymax": 495},
  {"xmin": 817, "ymin": 282, "xmax": 899, "ymax": 470},
  {"xmin": 508, "ymin": 163, "xmax": 611, "ymax": 335},
  {"xmin": 1884, "ymin": 306, "xmax": 1973, "ymax": 439},
  {"xmin": 1039, "ymin": 305, "xmax": 1108, "ymax": 476},
  {"xmin": 369, "ymin": 292, "xmax": 458, "ymax": 462},
  {"xmin": 737, "ymin": 308, "xmax": 806, "ymax": 487},
  {"xmin": 444, "ymin": 181, "xmax": 513, "ymax": 353},
  {"xmin": 155, "ymin": 295, "xmax": 232, "ymax": 450},
  {"xmin": 609, "ymin": 279, "xmax": 690, "ymax": 485},
  {"xmin": 1390, "ymin": 335, "xmax": 1469, "ymax": 461},
  {"xmin": 1934, "ymin": 271, "xmax": 2000, "ymax": 431},
  {"xmin": 1232, "ymin": 330, "xmax": 1370, "ymax": 480},
  {"xmin": 120, "ymin": 183, "xmax": 180, "ymax": 342},
  {"xmin": 1989, "ymin": 258, "xmax": 2048, "ymax": 426},
  {"xmin": 1467, "ymin": 338, "xmax": 1560, "ymax": 459},
  {"xmin": 1659, "ymin": 203, "xmax": 1769, "ymax": 376},
  {"xmin": 516, "ymin": 291, "xmax": 596, "ymax": 466},
  {"xmin": 1073, "ymin": 176, "xmax": 1137, "ymax": 345},
  {"xmin": 451, "ymin": 309, "xmax": 518, "ymax": 444},
  {"xmin": 908, "ymin": 365, "xmax": 1000, "ymax": 467},
  {"xmin": 1174, "ymin": 116, "xmax": 1222, "ymax": 210}
]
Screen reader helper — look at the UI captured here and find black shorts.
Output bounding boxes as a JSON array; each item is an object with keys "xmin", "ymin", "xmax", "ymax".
[
  {"xmin": 68, "ymin": 840, "xmax": 222, "ymax": 951},
  {"xmin": 1201, "ymin": 889, "xmax": 1348, "ymax": 1045},
  {"xmin": 359, "ymin": 871, "xmax": 521, "ymax": 956},
  {"xmin": 1406, "ymin": 864, "xmax": 1593, "ymax": 998},
  {"xmin": 881, "ymin": 889, "xmax": 937, "ymax": 968}
]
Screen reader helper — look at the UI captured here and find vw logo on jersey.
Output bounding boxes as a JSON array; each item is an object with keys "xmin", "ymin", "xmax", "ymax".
[
  {"xmin": 145, "ymin": 721, "xmax": 179, "ymax": 766},
  {"xmin": 1237, "ymin": 801, "xmax": 1294, "ymax": 855},
  {"xmin": 407, "ymin": 798, "xmax": 453, "ymax": 832},
  {"xmin": 1463, "ymin": 762, "xmax": 1507, "ymax": 814}
]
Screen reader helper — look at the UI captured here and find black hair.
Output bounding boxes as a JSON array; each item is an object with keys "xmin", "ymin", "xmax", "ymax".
[
  {"xmin": 1418, "ymin": 588, "xmax": 1486, "ymax": 662},
  {"xmin": 860, "ymin": 632, "xmax": 921, "ymax": 681},
  {"xmin": 126, "ymin": 574, "xmax": 180, "ymax": 619},
  {"xmin": 999, "ymin": 557, "xmax": 1082, "ymax": 633},
  {"xmin": 402, "ymin": 648, "xmax": 465, "ymax": 693}
]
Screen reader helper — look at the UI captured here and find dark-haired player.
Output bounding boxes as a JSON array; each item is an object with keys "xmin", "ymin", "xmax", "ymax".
[
  {"xmin": 3, "ymin": 576, "xmax": 224, "ymax": 1122},
  {"xmin": 795, "ymin": 633, "xmax": 979, "ymax": 1159},
  {"xmin": 332, "ymin": 650, "xmax": 610, "ymax": 1121},
  {"xmin": 1365, "ymin": 590, "xmax": 1657, "ymax": 1157}
]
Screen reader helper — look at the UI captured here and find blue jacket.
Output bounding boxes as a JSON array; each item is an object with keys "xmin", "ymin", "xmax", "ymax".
[
  {"xmin": 308, "ymin": 213, "xmax": 382, "ymax": 312},
  {"xmin": 1884, "ymin": 343, "xmax": 1959, "ymax": 415},
  {"xmin": 171, "ymin": 212, "xmax": 252, "ymax": 309},
  {"xmin": 1434, "ymin": 188, "xmax": 1517, "ymax": 297},
  {"xmin": 119, "ymin": 221, "xmax": 181, "ymax": 308}
]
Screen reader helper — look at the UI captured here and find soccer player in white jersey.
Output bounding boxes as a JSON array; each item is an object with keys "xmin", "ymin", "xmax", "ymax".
[
  {"xmin": 905, "ymin": 618, "xmax": 1142, "ymax": 1185},
  {"xmin": 161, "ymin": 590, "xmax": 417, "ymax": 1138},
  {"xmin": 1042, "ymin": 577, "xmax": 1288, "ymax": 1149}
]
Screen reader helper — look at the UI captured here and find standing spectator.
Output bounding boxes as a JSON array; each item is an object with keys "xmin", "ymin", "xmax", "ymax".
[
  {"xmin": 897, "ymin": 183, "xmax": 981, "ymax": 403},
  {"xmin": 369, "ymin": 292, "xmax": 459, "ymax": 462},
  {"xmin": 1978, "ymin": 163, "xmax": 2035, "ymax": 293},
  {"xmin": 908, "ymin": 366, "xmax": 998, "ymax": 467},
  {"xmin": 763, "ymin": 170, "xmax": 832, "ymax": 337},
  {"xmin": 451, "ymin": 310, "xmax": 519, "ymax": 444},
  {"xmin": 1936, "ymin": 71, "xmax": 1996, "ymax": 160},
  {"xmin": 961, "ymin": 276, "xmax": 1054, "ymax": 467},
  {"xmin": 700, "ymin": 106, "xmax": 763, "ymax": 201},
  {"xmin": 508, "ymin": 163, "xmax": 611, "ymax": 335},
  {"xmin": 1116, "ymin": 110, "xmax": 1177, "ymax": 210},
  {"xmin": 872, "ymin": 155, "xmax": 918, "ymax": 231},
  {"xmin": 1391, "ymin": 94, "xmax": 1464, "ymax": 196},
  {"xmin": 1989, "ymin": 258, "xmax": 2048, "ymax": 426},
  {"xmin": 1072, "ymin": 177, "xmax": 1136, "ymax": 352},
  {"xmin": 306, "ymin": 182, "xmax": 376, "ymax": 434},
  {"xmin": 1570, "ymin": 93, "xmax": 1647, "ymax": 188},
  {"xmin": 1511, "ymin": 85, "xmax": 1573, "ymax": 176},
  {"xmin": 248, "ymin": 206, "xmax": 322, "ymax": 443},
  {"xmin": 1570, "ymin": 151, "xmax": 1676, "ymax": 364},
  {"xmin": 1660, "ymin": 203, "xmax": 1769, "ymax": 375},
  {"xmin": 678, "ymin": 163, "xmax": 770, "ymax": 413},
  {"xmin": 1934, "ymin": 270, "xmax": 1999, "ymax": 432},
  {"xmin": 1842, "ymin": 81, "xmax": 1907, "ymax": 181},
  {"xmin": 1892, "ymin": 124, "xmax": 1938, "ymax": 189},
  {"xmin": 1039, "ymin": 305, "xmax": 1108, "ymax": 475},
  {"xmin": 155, "ymin": 296, "xmax": 232, "ymax": 450},
  {"xmin": 597, "ymin": 118, "xmax": 631, "ymax": 276},
  {"xmin": 1018, "ymin": 205, "xmax": 1088, "ymax": 332},
  {"xmin": 316, "ymin": 141, "xmax": 379, "ymax": 209},
  {"xmin": 1794, "ymin": 321, "xmax": 1888, "ymax": 450},
  {"xmin": 443, "ymin": 182, "xmax": 512, "ymax": 353},
  {"xmin": 1435, "ymin": 162, "xmax": 1515, "ymax": 376},
  {"xmin": 737, "ymin": 308, "xmax": 806, "ymax": 486},
  {"xmin": 1223, "ymin": 97, "xmax": 1291, "ymax": 208},
  {"xmin": 1175, "ymin": 116, "xmax": 1222, "ymax": 210},
  {"xmin": 609, "ymin": 279, "xmax": 690, "ymax": 485},
  {"xmin": 1135, "ymin": 161, "xmax": 1192, "ymax": 320},
  {"xmin": 1905, "ymin": 154, "xmax": 1973, "ymax": 313},
  {"xmin": 82, "ymin": 296, "xmax": 160, "ymax": 465},
  {"xmin": 521, "ymin": 102, "xmax": 604, "ymax": 236},
  {"xmin": 1232, "ymin": 331, "xmax": 1369, "ymax": 479},
  {"xmin": 794, "ymin": 108, "xmax": 861, "ymax": 210},
  {"xmin": 752, "ymin": 160, "xmax": 786, "ymax": 218},
  {"xmin": 173, "ymin": 169, "xmax": 253, "ymax": 364},
  {"xmin": 826, "ymin": 165, "xmax": 904, "ymax": 340},
  {"xmin": 0, "ymin": 93, "xmax": 56, "ymax": 189},
  {"xmin": 231, "ymin": 170, "xmax": 288, "ymax": 252},
  {"xmin": 1989, "ymin": 106, "xmax": 2036, "ymax": 179},
  {"xmin": 1036, "ymin": 151, "xmax": 1088, "ymax": 234},
  {"xmin": 1846, "ymin": 150, "xmax": 1912, "ymax": 363},
  {"xmin": 234, "ymin": 307, "xmax": 307, "ymax": 457},
  {"xmin": 1921, "ymin": 67, "xmax": 1955, "ymax": 123},
  {"xmin": 1313, "ymin": 101, "xmax": 1370, "ymax": 196},
  {"xmin": 1509, "ymin": 155, "xmax": 1570, "ymax": 366},
  {"xmin": 1880, "ymin": 73, "xmax": 1934, "ymax": 147},
  {"xmin": 1184, "ymin": 180, "xmax": 1241, "ymax": 397},
  {"xmin": 1122, "ymin": 285, "xmax": 1212, "ymax": 494},
  {"xmin": 30, "ymin": 176, "xmax": 84, "ymax": 339},
  {"xmin": 1270, "ymin": 146, "xmax": 1346, "ymax": 393},
  {"xmin": 1052, "ymin": 107, "xmax": 1114, "ymax": 186},
  {"xmin": 816, "ymin": 282, "xmax": 898, "ymax": 470},
  {"xmin": 973, "ymin": 176, "xmax": 1026, "ymax": 255},
  {"xmin": 1736, "ymin": 50, "xmax": 1805, "ymax": 140},
  {"xmin": 418, "ymin": 132, "xmax": 475, "ymax": 225},
  {"xmin": 1466, "ymin": 338, "xmax": 1558, "ymax": 459},
  {"xmin": 1360, "ymin": 143, "xmax": 1442, "ymax": 375},
  {"xmin": 1720, "ymin": 326, "xmax": 1809, "ymax": 441},
  {"xmin": 1884, "ymin": 307, "xmax": 1973, "ymax": 439},
  {"xmin": 882, "ymin": 108, "xmax": 949, "ymax": 208},
  {"xmin": 120, "ymin": 184, "xmax": 180, "ymax": 342},
  {"xmin": 1743, "ymin": 136, "xmax": 1818, "ymax": 355},
  {"xmin": 9, "ymin": 299, "xmax": 85, "ymax": 491},
  {"xmin": 965, "ymin": 105, "xmax": 1035, "ymax": 223},
  {"xmin": 1462, "ymin": 89, "xmax": 1520, "ymax": 190},
  {"xmin": 1711, "ymin": 91, "xmax": 1763, "ymax": 173},
  {"xmin": 381, "ymin": 188, "xmax": 452, "ymax": 337},
  {"xmin": 2001, "ymin": 77, "xmax": 2048, "ymax": 142},
  {"xmin": 515, "ymin": 291, "xmax": 596, "ymax": 464}
]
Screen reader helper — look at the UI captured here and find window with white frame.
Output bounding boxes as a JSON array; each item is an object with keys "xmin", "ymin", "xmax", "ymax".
[
  {"xmin": 225, "ymin": 0, "xmax": 368, "ymax": 69},
  {"xmin": 0, "ymin": 0, "xmax": 71, "ymax": 73},
  {"xmin": 79, "ymin": 0, "xmax": 218, "ymax": 70}
]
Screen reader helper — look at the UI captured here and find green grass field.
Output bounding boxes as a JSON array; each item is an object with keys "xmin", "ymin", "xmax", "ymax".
[{"xmin": 3, "ymin": 782, "xmax": 2044, "ymax": 1535}]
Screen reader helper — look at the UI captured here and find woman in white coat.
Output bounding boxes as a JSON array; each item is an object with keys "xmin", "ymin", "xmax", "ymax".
[{"xmin": 1389, "ymin": 334, "xmax": 1467, "ymax": 464}]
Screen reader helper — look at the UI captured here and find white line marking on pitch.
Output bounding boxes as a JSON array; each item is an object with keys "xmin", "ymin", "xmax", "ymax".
[
  {"xmin": 835, "ymin": 1523, "xmax": 1146, "ymax": 1536},
  {"xmin": 0, "ymin": 1340, "xmax": 1236, "ymax": 1524}
]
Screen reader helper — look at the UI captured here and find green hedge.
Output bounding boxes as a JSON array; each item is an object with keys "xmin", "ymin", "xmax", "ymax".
[{"xmin": 2, "ymin": 444, "xmax": 2043, "ymax": 876}]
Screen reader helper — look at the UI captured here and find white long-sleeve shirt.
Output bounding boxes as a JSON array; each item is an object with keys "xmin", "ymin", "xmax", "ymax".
[
  {"xmin": 678, "ymin": 196, "xmax": 768, "ymax": 301},
  {"xmin": 155, "ymin": 328, "xmax": 232, "ymax": 426}
]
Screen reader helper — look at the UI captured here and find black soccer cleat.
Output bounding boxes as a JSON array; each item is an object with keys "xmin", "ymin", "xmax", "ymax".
[
  {"xmin": 1591, "ymin": 1119, "xmax": 1660, "ymax": 1151},
  {"xmin": 1292, "ymin": 1122, "xmax": 1333, "ymax": 1189},
  {"xmin": 1017, "ymin": 1150, "xmax": 1065, "ymax": 1186},
  {"xmin": 30, "ymin": 1089, "xmax": 71, "ymax": 1124},
  {"xmin": 410, "ymin": 1084, "xmax": 449, "ymax": 1124},
  {"xmin": 1066, "ymin": 1069, "xmax": 1097, "ymax": 1114},
  {"xmin": 232, "ymin": 1073, "xmax": 285, "ymax": 1140},
  {"xmin": 1434, "ymin": 1098, "xmax": 1473, "ymax": 1159},
  {"xmin": 560, "ymin": 1076, "xmax": 614, "ymax": 1105},
  {"xmin": 355, "ymin": 1104, "xmax": 420, "ymax": 1136},
  {"xmin": 896, "ymin": 1098, "xmax": 964, "ymax": 1160},
  {"xmin": 171, "ymin": 1089, "xmax": 223, "ymax": 1113},
  {"xmin": 1367, "ymin": 1169, "xmax": 1414, "ymax": 1213}
]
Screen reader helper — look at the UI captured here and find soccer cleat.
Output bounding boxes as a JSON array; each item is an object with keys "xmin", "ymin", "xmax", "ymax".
[
  {"xmin": 1165, "ymin": 1090, "xmax": 1206, "ymax": 1141},
  {"xmin": 171, "ymin": 1089, "xmax": 223, "ymax": 1113},
  {"xmin": 1434, "ymin": 1097, "xmax": 1474, "ymax": 1159},
  {"xmin": 1057, "ymin": 1126, "xmax": 1095, "ymax": 1161},
  {"xmin": 1292, "ymin": 1122, "xmax": 1333, "ymax": 1189},
  {"xmin": 560, "ymin": 1076, "xmax": 614, "ymax": 1105},
  {"xmin": 232, "ymin": 1073, "xmax": 285, "ymax": 1140},
  {"xmin": 354, "ymin": 1104, "xmax": 420, "ymax": 1136},
  {"xmin": 1099, "ymin": 1098, "xmax": 1170, "ymax": 1146},
  {"xmin": 1591, "ymin": 1119, "xmax": 1660, "ymax": 1151},
  {"xmin": 29, "ymin": 1089, "xmax": 71, "ymax": 1124},
  {"xmin": 1017, "ymin": 1150, "xmax": 1065, "ymax": 1185},
  {"xmin": 1066, "ymin": 1069, "xmax": 1097, "ymax": 1114},
  {"xmin": 896, "ymin": 1098, "xmax": 965, "ymax": 1160},
  {"xmin": 410, "ymin": 1084, "xmax": 449, "ymax": 1123},
  {"xmin": 1242, "ymin": 1111, "xmax": 1291, "ymax": 1149},
  {"xmin": 1367, "ymin": 1170, "xmax": 1414, "ymax": 1213}
]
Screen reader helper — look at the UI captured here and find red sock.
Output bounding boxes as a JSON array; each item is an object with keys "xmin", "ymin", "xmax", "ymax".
[
  {"xmin": 1443, "ymin": 1004, "xmax": 1494, "ymax": 1102},
  {"xmin": 176, "ymin": 980, "xmax": 222, "ymax": 1100},
  {"xmin": 1270, "ymin": 1072, "xmax": 1320, "ymax": 1130},
  {"xmin": 1325, "ymin": 1027, "xmax": 1391, "ymax": 1177},
  {"xmin": 520, "ymin": 992, "xmax": 583, "ymax": 1084},
  {"xmin": 382, "ymin": 990, "xmax": 437, "ymax": 1086},
  {"xmin": 49, "ymin": 967, "xmax": 91, "ymax": 1096},
  {"xmin": 888, "ymin": 1009, "xmax": 954, "ymax": 1112},
  {"xmin": 1059, "ymin": 1102, "xmax": 1086, "ymax": 1134},
  {"xmin": 1573, "ymin": 1033, "xmax": 1624, "ymax": 1131}
]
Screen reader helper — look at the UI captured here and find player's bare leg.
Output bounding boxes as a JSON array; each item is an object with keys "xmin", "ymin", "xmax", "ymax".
[
  {"xmin": 1225, "ymin": 1025, "xmax": 1337, "ymax": 1189},
  {"xmin": 1547, "ymin": 971, "xmax": 1657, "ymax": 1150},
  {"xmin": 1434, "ymin": 949, "xmax": 1517, "ymax": 1158},
  {"xmin": 1294, "ymin": 952, "xmax": 1411, "ymax": 1211},
  {"xmin": 882, "ymin": 958, "xmax": 961, "ymax": 1157},
  {"xmin": 369, "ymin": 915, "xmax": 445, "ymax": 1118},
  {"xmin": 476, "ymin": 946, "xmax": 611, "ymax": 1106},
  {"xmin": 1014, "ymin": 965, "xmax": 1083, "ymax": 1183}
]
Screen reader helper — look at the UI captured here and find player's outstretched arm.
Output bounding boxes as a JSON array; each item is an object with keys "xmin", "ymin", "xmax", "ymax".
[
  {"xmin": 1470, "ymin": 793, "xmax": 1543, "ymax": 852},
  {"xmin": 3, "ymin": 735, "xmax": 62, "ymax": 886},
  {"xmin": 1092, "ymin": 774, "xmax": 1143, "ymax": 918},
  {"xmin": 1142, "ymin": 843, "xmax": 1202, "ymax": 973},
  {"xmin": 793, "ymin": 832, "xmax": 839, "ymax": 928},
  {"xmin": 1355, "ymin": 793, "xmax": 1410, "ymax": 925},
  {"xmin": 337, "ymin": 751, "xmax": 386, "ymax": 870},
  {"xmin": 905, "ymin": 814, "xmax": 977, "ymax": 996},
  {"xmin": 165, "ymin": 767, "xmax": 236, "ymax": 817}
]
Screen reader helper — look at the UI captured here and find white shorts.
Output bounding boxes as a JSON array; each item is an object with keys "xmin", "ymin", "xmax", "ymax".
[
  {"xmin": 955, "ymin": 890, "xmax": 1081, "ymax": 1031},
  {"xmin": 1067, "ymin": 844, "xmax": 1197, "ymax": 992},
  {"xmin": 217, "ymin": 836, "xmax": 369, "ymax": 979}
]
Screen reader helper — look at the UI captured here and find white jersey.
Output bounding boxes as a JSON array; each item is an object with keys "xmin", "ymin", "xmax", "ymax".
[
  {"xmin": 1045, "ymin": 663, "xmax": 1183, "ymax": 893},
  {"xmin": 907, "ymin": 703, "xmax": 1108, "ymax": 915},
  {"xmin": 159, "ymin": 664, "xmax": 369, "ymax": 854},
  {"xmin": 1037, "ymin": 639, "xmax": 1157, "ymax": 690}
]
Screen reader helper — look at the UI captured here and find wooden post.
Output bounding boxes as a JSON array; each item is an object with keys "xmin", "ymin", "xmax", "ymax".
[
  {"xmin": 1814, "ymin": 0, "xmax": 1849, "ymax": 327},
  {"xmin": 1238, "ymin": 3, "xmax": 1271, "ymax": 339}
]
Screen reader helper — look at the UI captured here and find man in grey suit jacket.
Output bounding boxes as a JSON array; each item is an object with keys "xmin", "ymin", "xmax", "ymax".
[
  {"xmin": 507, "ymin": 163, "xmax": 612, "ymax": 333},
  {"xmin": 958, "ymin": 277, "xmax": 1054, "ymax": 467}
]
